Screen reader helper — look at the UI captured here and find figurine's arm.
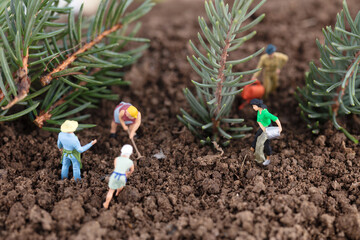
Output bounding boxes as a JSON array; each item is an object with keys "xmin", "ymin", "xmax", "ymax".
[
  {"xmin": 57, "ymin": 133, "xmax": 63, "ymax": 149},
  {"xmin": 275, "ymin": 119, "xmax": 282, "ymax": 133},
  {"xmin": 265, "ymin": 111, "xmax": 282, "ymax": 133},
  {"xmin": 73, "ymin": 136, "xmax": 97, "ymax": 153},
  {"xmin": 118, "ymin": 110, "xmax": 128, "ymax": 131},
  {"xmin": 129, "ymin": 112, "xmax": 141, "ymax": 139},
  {"xmin": 277, "ymin": 53, "xmax": 288, "ymax": 69},
  {"xmin": 257, "ymin": 122, "xmax": 266, "ymax": 132},
  {"xmin": 126, "ymin": 164, "xmax": 135, "ymax": 178}
]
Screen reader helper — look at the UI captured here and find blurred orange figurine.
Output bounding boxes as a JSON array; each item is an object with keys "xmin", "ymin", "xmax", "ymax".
[{"xmin": 238, "ymin": 79, "xmax": 265, "ymax": 110}]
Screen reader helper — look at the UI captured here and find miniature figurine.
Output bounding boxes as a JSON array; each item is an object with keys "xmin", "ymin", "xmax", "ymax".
[
  {"xmin": 103, "ymin": 144, "xmax": 135, "ymax": 209},
  {"xmin": 250, "ymin": 99, "xmax": 282, "ymax": 166},
  {"xmin": 252, "ymin": 44, "xmax": 288, "ymax": 98},
  {"xmin": 110, "ymin": 102, "xmax": 141, "ymax": 139},
  {"xmin": 238, "ymin": 79, "xmax": 265, "ymax": 110},
  {"xmin": 57, "ymin": 120, "xmax": 97, "ymax": 181}
]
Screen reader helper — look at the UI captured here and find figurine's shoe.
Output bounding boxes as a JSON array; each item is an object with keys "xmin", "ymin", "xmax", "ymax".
[
  {"xmin": 109, "ymin": 133, "xmax": 117, "ymax": 138},
  {"xmin": 134, "ymin": 128, "xmax": 143, "ymax": 139},
  {"xmin": 263, "ymin": 159, "xmax": 271, "ymax": 166},
  {"xmin": 134, "ymin": 132, "xmax": 144, "ymax": 139}
]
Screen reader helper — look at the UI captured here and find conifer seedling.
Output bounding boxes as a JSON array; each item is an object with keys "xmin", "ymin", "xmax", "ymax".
[
  {"xmin": 0, "ymin": 0, "xmax": 154, "ymax": 131},
  {"xmin": 177, "ymin": 0, "xmax": 266, "ymax": 146},
  {"xmin": 296, "ymin": 0, "xmax": 360, "ymax": 144}
]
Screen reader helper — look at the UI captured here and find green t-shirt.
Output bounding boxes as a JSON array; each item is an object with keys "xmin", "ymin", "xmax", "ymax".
[{"xmin": 257, "ymin": 109, "xmax": 278, "ymax": 127}]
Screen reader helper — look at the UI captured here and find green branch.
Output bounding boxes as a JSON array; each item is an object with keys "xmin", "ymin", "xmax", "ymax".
[{"xmin": 178, "ymin": 0, "xmax": 265, "ymax": 145}]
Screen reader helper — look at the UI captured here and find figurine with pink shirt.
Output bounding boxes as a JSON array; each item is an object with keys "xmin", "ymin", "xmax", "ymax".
[{"xmin": 110, "ymin": 102, "xmax": 142, "ymax": 140}]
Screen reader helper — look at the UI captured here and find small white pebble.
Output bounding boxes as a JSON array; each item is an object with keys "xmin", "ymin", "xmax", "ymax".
[{"xmin": 153, "ymin": 149, "xmax": 166, "ymax": 159}]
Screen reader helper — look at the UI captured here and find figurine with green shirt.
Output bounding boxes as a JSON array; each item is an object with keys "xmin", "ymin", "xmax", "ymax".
[
  {"xmin": 250, "ymin": 99, "xmax": 282, "ymax": 166},
  {"xmin": 103, "ymin": 144, "xmax": 135, "ymax": 209},
  {"xmin": 57, "ymin": 120, "xmax": 97, "ymax": 181}
]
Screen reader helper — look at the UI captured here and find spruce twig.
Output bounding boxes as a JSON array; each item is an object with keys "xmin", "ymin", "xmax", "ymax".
[
  {"xmin": 332, "ymin": 51, "xmax": 360, "ymax": 115},
  {"xmin": 178, "ymin": 0, "xmax": 266, "ymax": 145},
  {"xmin": 1, "ymin": 47, "xmax": 30, "ymax": 110},
  {"xmin": 296, "ymin": 0, "xmax": 360, "ymax": 143},
  {"xmin": 0, "ymin": 0, "xmax": 154, "ymax": 130},
  {"xmin": 40, "ymin": 23, "xmax": 123, "ymax": 86}
]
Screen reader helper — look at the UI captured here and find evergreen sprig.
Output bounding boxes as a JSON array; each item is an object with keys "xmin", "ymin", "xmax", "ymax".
[
  {"xmin": 177, "ymin": 0, "xmax": 266, "ymax": 146},
  {"xmin": 0, "ymin": 0, "xmax": 154, "ymax": 131},
  {"xmin": 296, "ymin": 0, "xmax": 360, "ymax": 144}
]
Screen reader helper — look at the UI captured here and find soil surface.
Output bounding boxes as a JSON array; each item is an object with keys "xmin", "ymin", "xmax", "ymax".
[{"xmin": 1, "ymin": 0, "xmax": 360, "ymax": 239}]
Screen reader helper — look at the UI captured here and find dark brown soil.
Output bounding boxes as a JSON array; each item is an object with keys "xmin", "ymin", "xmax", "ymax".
[{"xmin": 1, "ymin": 0, "xmax": 360, "ymax": 239}]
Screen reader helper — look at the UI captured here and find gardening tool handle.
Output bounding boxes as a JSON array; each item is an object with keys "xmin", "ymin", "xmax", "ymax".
[{"xmin": 127, "ymin": 129, "xmax": 142, "ymax": 158}]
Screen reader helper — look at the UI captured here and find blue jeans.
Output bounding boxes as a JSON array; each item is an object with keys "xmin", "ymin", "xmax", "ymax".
[{"xmin": 61, "ymin": 154, "xmax": 81, "ymax": 181}]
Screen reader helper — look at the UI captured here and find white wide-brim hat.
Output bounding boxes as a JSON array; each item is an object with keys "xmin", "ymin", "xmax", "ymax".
[{"xmin": 61, "ymin": 120, "xmax": 79, "ymax": 133}]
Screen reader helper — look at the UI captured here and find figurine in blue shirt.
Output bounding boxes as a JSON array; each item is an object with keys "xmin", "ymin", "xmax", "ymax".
[{"xmin": 57, "ymin": 120, "xmax": 97, "ymax": 181}]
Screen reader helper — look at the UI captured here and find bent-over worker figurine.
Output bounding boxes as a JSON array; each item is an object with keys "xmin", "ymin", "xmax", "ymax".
[
  {"xmin": 110, "ymin": 102, "xmax": 141, "ymax": 139},
  {"xmin": 103, "ymin": 144, "xmax": 135, "ymax": 209}
]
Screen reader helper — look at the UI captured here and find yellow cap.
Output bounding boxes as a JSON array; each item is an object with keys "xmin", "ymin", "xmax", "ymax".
[{"xmin": 127, "ymin": 106, "xmax": 138, "ymax": 118}]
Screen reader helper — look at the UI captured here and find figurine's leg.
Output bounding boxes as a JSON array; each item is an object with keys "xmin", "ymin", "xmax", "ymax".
[
  {"xmin": 134, "ymin": 126, "xmax": 143, "ymax": 138},
  {"xmin": 128, "ymin": 124, "xmax": 137, "ymax": 136},
  {"xmin": 262, "ymin": 139, "xmax": 272, "ymax": 166},
  {"xmin": 103, "ymin": 189, "xmax": 115, "ymax": 209},
  {"xmin": 71, "ymin": 156, "xmax": 81, "ymax": 181},
  {"xmin": 129, "ymin": 123, "xmax": 139, "ymax": 133},
  {"xmin": 264, "ymin": 139, "xmax": 272, "ymax": 156},
  {"xmin": 115, "ymin": 186, "xmax": 124, "ymax": 196},
  {"xmin": 110, "ymin": 120, "xmax": 117, "ymax": 134},
  {"xmin": 61, "ymin": 156, "xmax": 70, "ymax": 179},
  {"xmin": 251, "ymin": 128, "xmax": 263, "ymax": 150},
  {"xmin": 263, "ymin": 74, "xmax": 272, "ymax": 98},
  {"xmin": 271, "ymin": 74, "xmax": 278, "ymax": 93},
  {"xmin": 255, "ymin": 132, "xmax": 267, "ymax": 163}
]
